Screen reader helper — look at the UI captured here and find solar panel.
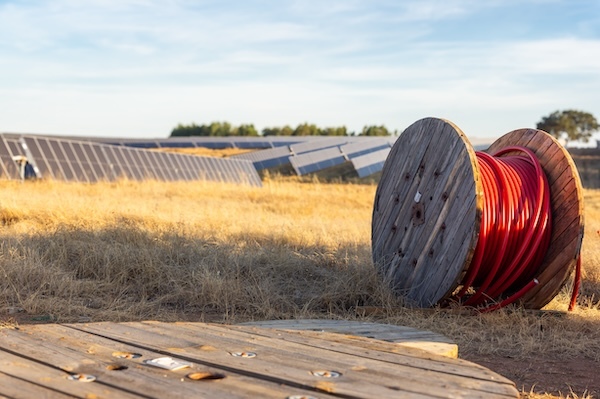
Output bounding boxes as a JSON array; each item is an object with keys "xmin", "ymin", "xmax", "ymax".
[
  {"xmin": 340, "ymin": 139, "xmax": 392, "ymax": 159},
  {"xmin": 0, "ymin": 136, "xmax": 22, "ymax": 180},
  {"xmin": 100, "ymin": 136, "xmax": 317, "ymax": 151},
  {"xmin": 289, "ymin": 137, "xmax": 351, "ymax": 155},
  {"xmin": 351, "ymin": 148, "xmax": 391, "ymax": 178},
  {"xmin": 289, "ymin": 147, "xmax": 347, "ymax": 175},
  {"xmin": 18, "ymin": 136, "xmax": 262, "ymax": 187},
  {"xmin": 231, "ymin": 146, "xmax": 293, "ymax": 170}
]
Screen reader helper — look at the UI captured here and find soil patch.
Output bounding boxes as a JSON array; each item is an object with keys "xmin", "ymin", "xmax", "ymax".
[{"xmin": 463, "ymin": 353, "xmax": 599, "ymax": 398}]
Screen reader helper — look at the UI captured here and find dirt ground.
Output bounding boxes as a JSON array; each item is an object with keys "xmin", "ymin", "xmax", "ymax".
[{"xmin": 463, "ymin": 353, "xmax": 600, "ymax": 398}]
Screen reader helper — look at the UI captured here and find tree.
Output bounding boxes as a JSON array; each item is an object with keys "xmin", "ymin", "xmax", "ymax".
[
  {"xmin": 262, "ymin": 125, "xmax": 293, "ymax": 136},
  {"xmin": 170, "ymin": 121, "xmax": 240, "ymax": 137},
  {"xmin": 293, "ymin": 123, "xmax": 320, "ymax": 136},
  {"xmin": 536, "ymin": 110, "xmax": 599, "ymax": 144},
  {"xmin": 208, "ymin": 121, "xmax": 232, "ymax": 136},
  {"xmin": 171, "ymin": 123, "xmax": 204, "ymax": 137},
  {"xmin": 321, "ymin": 126, "xmax": 347, "ymax": 136},
  {"xmin": 360, "ymin": 125, "xmax": 391, "ymax": 136},
  {"xmin": 232, "ymin": 124, "xmax": 258, "ymax": 136}
]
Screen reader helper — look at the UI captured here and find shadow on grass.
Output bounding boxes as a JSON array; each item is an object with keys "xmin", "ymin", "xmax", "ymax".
[{"xmin": 0, "ymin": 224, "xmax": 399, "ymax": 325}]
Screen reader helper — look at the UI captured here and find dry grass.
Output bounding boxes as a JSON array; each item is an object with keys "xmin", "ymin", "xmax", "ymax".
[
  {"xmin": 1, "ymin": 177, "xmax": 599, "ymax": 398},
  {"xmin": 152, "ymin": 147, "xmax": 254, "ymax": 157},
  {"xmin": 0, "ymin": 177, "xmax": 385, "ymax": 323}
]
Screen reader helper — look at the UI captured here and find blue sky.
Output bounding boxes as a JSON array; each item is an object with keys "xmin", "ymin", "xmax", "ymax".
[{"xmin": 1, "ymin": 0, "xmax": 599, "ymax": 139}]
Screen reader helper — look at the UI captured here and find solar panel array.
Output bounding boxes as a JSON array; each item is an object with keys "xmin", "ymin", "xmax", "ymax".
[
  {"xmin": 15, "ymin": 135, "xmax": 262, "ymax": 186},
  {"xmin": 233, "ymin": 136, "xmax": 396, "ymax": 177},
  {"xmin": 0, "ymin": 133, "xmax": 417, "ymax": 184},
  {"xmin": 86, "ymin": 136, "xmax": 316, "ymax": 150}
]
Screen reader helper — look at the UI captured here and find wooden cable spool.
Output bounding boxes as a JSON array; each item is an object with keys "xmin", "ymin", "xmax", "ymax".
[{"xmin": 371, "ymin": 117, "xmax": 584, "ymax": 309}]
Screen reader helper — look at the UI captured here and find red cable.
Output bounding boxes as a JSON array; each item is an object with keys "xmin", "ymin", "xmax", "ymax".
[{"xmin": 453, "ymin": 146, "xmax": 562, "ymax": 310}]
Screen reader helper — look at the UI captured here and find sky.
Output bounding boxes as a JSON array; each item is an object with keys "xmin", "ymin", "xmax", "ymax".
[{"xmin": 1, "ymin": 0, "xmax": 599, "ymax": 140}]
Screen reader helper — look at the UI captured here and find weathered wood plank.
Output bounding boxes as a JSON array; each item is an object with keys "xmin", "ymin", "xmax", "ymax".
[
  {"xmin": 0, "ymin": 322, "xmax": 518, "ymax": 399},
  {"xmin": 0, "ymin": 324, "xmax": 339, "ymax": 399},
  {"xmin": 239, "ymin": 319, "xmax": 459, "ymax": 358},
  {"xmin": 73, "ymin": 322, "xmax": 453, "ymax": 398},
  {"xmin": 0, "ymin": 370, "xmax": 76, "ymax": 399},
  {"xmin": 229, "ymin": 325, "xmax": 514, "ymax": 387},
  {"xmin": 0, "ymin": 343, "xmax": 143, "ymax": 399},
  {"xmin": 72, "ymin": 321, "xmax": 517, "ymax": 398}
]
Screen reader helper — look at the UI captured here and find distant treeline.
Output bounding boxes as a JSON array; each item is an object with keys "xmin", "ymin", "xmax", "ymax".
[{"xmin": 170, "ymin": 122, "xmax": 396, "ymax": 137}]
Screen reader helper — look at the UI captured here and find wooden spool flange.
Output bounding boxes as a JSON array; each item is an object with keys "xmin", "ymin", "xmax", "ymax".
[{"xmin": 371, "ymin": 117, "xmax": 584, "ymax": 309}]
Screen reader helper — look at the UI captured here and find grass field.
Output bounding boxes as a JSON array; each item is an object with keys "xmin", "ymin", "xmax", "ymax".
[{"xmin": 1, "ymin": 177, "xmax": 599, "ymax": 398}]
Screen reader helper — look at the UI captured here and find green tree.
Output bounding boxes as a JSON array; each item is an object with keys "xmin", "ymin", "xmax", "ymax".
[
  {"xmin": 262, "ymin": 127, "xmax": 280, "ymax": 136},
  {"xmin": 233, "ymin": 124, "xmax": 258, "ymax": 136},
  {"xmin": 293, "ymin": 123, "xmax": 320, "ymax": 136},
  {"xmin": 262, "ymin": 125, "xmax": 292, "ymax": 136},
  {"xmin": 536, "ymin": 110, "xmax": 599, "ymax": 144},
  {"xmin": 208, "ymin": 121, "xmax": 232, "ymax": 136},
  {"xmin": 360, "ymin": 125, "xmax": 391, "ymax": 136},
  {"xmin": 321, "ymin": 126, "xmax": 348, "ymax": 136},
  {"xmin": 171, "ymin": 123, "xmax": 204, "ymax": 137}
]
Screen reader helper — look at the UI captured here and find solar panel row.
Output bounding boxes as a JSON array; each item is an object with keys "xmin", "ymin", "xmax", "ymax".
[
  {"xmin": 340, "ymin": 139, "xmax": 394, "ymax": 158},
  {"xmin": 233, "ymin": 136, "xmax": 397, "ymax": 176},
  {"xmin": 289, "ymin": 147, "xmax": 347, "ymax": 175},
  {"xmin": 288, "ymin": 139, "xmax": 394, "ymax": 176},
  {"xmin": 95, "ymin": 136, "xmax": 316, "ymax": 150},
  {"xmin": 231, "ymin": 146, "xmax": 293, "ymax": 170},
  {"xmin": 289, "ymin": 137, "xmax": 352, "ymax": 155},
  {"xmin": 0, "ymin": 133, "xmax": 402, "ymax": 184},
  {"xmin": 16, "ymin": 136, "xmax": 262, "ymax": 187},
  {"xmin": 351, "ymin": 148, "xmax": 392, "ymax": 178}
]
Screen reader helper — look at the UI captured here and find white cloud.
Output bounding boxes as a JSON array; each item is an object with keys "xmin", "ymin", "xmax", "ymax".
[{"xmin": 0, "ymin": 0, "xmax": 598, "ymax": 139}]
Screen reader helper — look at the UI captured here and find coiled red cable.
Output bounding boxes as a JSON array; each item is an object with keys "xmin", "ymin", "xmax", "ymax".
[{"xmin": 453, "ymin": 146, "xmax": 581, "ymax": 311}]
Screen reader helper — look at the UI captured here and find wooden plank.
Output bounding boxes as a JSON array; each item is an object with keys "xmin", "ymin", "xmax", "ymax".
[
  {"xmin": 238, "ymin": 319, "xmax": 458, "ymax": 358},
  {"xmin": 0, "ymin": 324, "xmax": 339, "ymax": 399},
  {"xmin": 0, "ymin": 370, "xmax": 77, "ymax": 399},
  {"xmin": 73, "ymin": 321, "xmax": 518, "ymax": 398},
  {"xmin": 229, "ymin": 325, "xmax": 504, "ymax": 382},
  {"xmin": 0, "ymin": 344, "xmax": 143, "ymax": 399}
]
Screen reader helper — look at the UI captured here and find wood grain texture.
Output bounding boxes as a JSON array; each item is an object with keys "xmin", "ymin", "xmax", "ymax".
[
  {"xmin": 239, "ymin": 319, "xmax": 458, "ymax": 358},
  {"xmin": 372, "ymin": 117, "xmax": 483, "ymax": 307},
  {"xmin": 486, "ymin": 129, "xmax": 584, "ymax": 308},
  {"xmin": 0, "ymin": 321, "xmax": 519, "ymax": 399}
]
